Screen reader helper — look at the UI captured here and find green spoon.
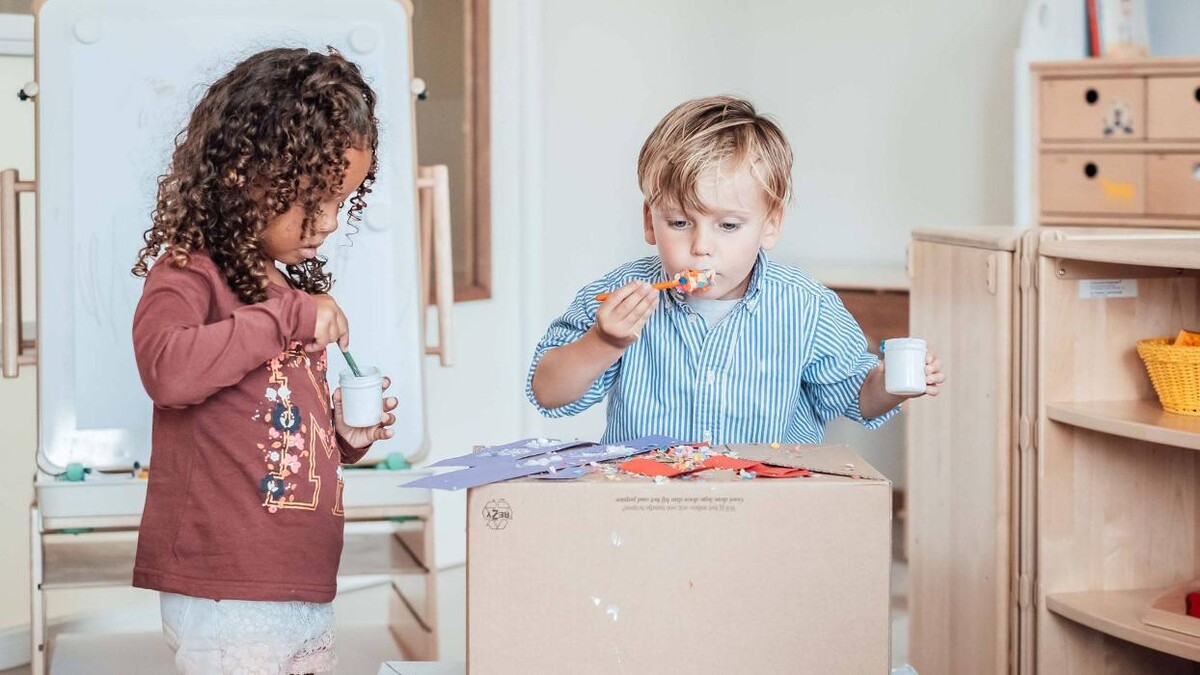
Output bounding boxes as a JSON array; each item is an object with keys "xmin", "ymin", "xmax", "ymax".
[{"xmin": 341, "ymin": 349, "xmax": 363, "ymax": 378}]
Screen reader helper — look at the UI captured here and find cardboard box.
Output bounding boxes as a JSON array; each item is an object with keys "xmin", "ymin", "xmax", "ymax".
[{"xmin": 467, "ymin": 444, "xmax": 892, "ymax": 674}]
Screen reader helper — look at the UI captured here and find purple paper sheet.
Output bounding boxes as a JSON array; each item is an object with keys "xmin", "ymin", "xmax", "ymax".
[
  {"xmin": 403, "ymin": 434, "xmax": 686, "ymax": 490},
  {"xmin": 401, "ymin": 463, "xmax": 550, "ymax": 491},
  {"xmin": 535, "ymin": 466, "xmax": 594, "ymax": 480},
  {"xmin": 428, "ymin": 438, "xmax": 593, "ymax": 468},
  {"xmin": 617, "ymin": 435, "xmax": 682, "ymax": 452}
]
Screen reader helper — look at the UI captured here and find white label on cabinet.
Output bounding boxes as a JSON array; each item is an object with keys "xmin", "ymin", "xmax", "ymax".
[{"xmin": 1078, "ymin": 279, "xmax": 1138, "ymax": 299}]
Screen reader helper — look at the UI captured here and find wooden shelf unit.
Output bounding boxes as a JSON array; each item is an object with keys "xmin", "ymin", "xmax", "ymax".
[
  {"xmin": 1040, "ymin": 235, "xmax": 1200, "ymax": 269},
  {"xmin": 1046, "ymin": 589, "xmax": 1200, "ymax": 663},
  {"xmin": 909, "ymin": 57, "xmax": 1200, "ymax": 675},
  {"xmin": 1036, "ymin": 232, "xmax": 1200, "ymax": 672},
  {"xmin": 1045, "ymin": 401, "xmax": 1200, "ymax": 451}
]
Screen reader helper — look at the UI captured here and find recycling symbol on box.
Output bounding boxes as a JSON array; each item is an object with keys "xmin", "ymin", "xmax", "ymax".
[{"xmin": 483, "ymin": 499, "xmax": 512, "ymax": 530}]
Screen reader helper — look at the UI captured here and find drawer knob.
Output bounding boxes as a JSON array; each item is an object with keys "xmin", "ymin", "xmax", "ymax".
[
  {"xmin": 1085, "ymin": 88, "xmax": 1099, "ymax": 105},
  {"xmin": 1084, "ymin": 162, "xmax": 1098, "ymax": 179},
  {"xmin": 1193, "ymin": 163, "xmax": 1200, "ymax": 181}
]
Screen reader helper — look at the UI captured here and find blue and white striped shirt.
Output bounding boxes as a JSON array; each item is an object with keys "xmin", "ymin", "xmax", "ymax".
[{"xmin": 526, "ymin": 251, "xmax": 898, "ymax": 445}]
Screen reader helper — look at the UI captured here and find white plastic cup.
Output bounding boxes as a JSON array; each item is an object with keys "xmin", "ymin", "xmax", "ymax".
[
  {"xmin": 883, "ymin": 338, "xmax": 927, "ymax": 395},
  {"xmin": 339, "ymin": 366, "xmax": 383, "ymax": 428}
]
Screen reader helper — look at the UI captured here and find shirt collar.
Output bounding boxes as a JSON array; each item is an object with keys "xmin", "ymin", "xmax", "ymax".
[{"xmin": 744, "ymin": 249, "xmax": 768, "ymax": 305}]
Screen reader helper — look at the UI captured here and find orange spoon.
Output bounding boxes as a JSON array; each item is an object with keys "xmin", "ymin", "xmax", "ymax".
[{"xmin": 595, "ymin": 269, "xmax": 713, "ymax": 302}]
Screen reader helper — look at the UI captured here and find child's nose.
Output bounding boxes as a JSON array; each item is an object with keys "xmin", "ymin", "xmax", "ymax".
[
  {"xmin": 316, "ymin": 212, "xmax": 338, "ymax": 234},
  {"xmin": 690, "ymin": 228, "xmax": 712, "ymax": 256}
]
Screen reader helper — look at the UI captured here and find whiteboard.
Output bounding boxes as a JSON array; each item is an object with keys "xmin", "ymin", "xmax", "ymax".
[{"xmin": 36, "ymin": 0, "xmax": 425, "ymax": 469}]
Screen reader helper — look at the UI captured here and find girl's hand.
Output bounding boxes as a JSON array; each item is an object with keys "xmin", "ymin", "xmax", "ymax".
[
  {"xmin": 308, "ymin": 294, "xmax": 349, "ymax": 353},
  {"xmin": 334, "ymin": 375, "xmax": 398, "ymax": 448},
  {"xmin": 593, "ymin": 281, "xmax": 658, "ymax": 350}
]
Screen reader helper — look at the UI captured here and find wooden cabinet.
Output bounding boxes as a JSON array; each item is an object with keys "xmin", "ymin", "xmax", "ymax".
[
  {"xmin": 1146, "ymin": 153, "xmax": 1200, "ymax": 216},
  {"xmin": 909, "ymin": 226, "xmax": 1200, "ymax": 674},
  {"xmin": 1040, "ymin": 77, "xmax": 1145, "ymax": 141},
  {"xmin": 1148, "ymin": 76, "xmax": 1200, "ymax": 140},
  {"xmin": 911, "ymin": 57, "xmax": 1200, "ymax": 675},
  {"xmin": 1037, "ymin": 59, "xmax": 1200, "ymax": 228},
  {"xmin": 907, "ymin": 227, "xmax": 1022, "ymax": 675},
  {"xmin": 1040, "ymin": 152, "xmax": 1146, "ymax": 215},
  {"xmin": 1035, "ymin": 232, "xmax": 1200, "ymax": 673}
]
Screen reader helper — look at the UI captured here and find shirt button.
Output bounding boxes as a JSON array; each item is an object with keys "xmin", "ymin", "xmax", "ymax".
[
  {"xmin": 689, "ymin": 314, "xmax": 699, "ymax": 322},
  {"xmin": 702, "ymin": 430, "xmax": 712, "ymax": 443},
  {"xmin": 706, "ymin": 370, "xmax": 715, "ymax": 385}
]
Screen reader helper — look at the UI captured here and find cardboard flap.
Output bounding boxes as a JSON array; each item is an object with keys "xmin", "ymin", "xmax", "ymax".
[{"xmin": 721, "ymin": 444, "xmax": 889, "ymax": 482}]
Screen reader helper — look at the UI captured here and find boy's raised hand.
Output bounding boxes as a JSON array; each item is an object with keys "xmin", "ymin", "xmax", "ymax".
[{"xmin": 593, "ymin": 281, "xmax": 658, "ymax": 350}]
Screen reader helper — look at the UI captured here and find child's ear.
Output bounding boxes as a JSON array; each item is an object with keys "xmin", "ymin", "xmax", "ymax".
[
  {"xmin": 642, "ymin": 202, "xmax": 657, "ymax": 245},
  {"xmin": 760, "ymin": 209, "xmax": 783, "ymax": 250}
]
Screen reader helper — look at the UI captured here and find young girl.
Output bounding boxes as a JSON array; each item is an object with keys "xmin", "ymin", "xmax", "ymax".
[{"xmin": 130, "ymin": 47, "xmax": 398, "ymax": 675}]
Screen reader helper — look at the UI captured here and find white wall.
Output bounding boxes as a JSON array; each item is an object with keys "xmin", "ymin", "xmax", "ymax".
[{"xmin": 1149, "ymin": 0, "xmax": 1200, "ymax": 56}]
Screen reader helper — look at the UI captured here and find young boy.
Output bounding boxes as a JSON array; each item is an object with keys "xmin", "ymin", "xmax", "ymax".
[{"xmin": 527, "ymin": 95, "xmax": 945, "ymax": 445}]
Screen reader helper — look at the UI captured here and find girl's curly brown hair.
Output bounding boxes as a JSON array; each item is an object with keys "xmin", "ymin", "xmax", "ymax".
[{"xmin": 132, "ymin": 47, "xmax": 379, "ymax": 304}]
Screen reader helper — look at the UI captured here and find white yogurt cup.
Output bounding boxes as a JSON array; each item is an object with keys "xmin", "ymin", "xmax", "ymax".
[
  {"xmin": 883, "ymin": 338, "xmax": 927, "ymax": 395},
  {"xmin": 339, "ymin": 366, "xmax": 383, "ymax": 428}
]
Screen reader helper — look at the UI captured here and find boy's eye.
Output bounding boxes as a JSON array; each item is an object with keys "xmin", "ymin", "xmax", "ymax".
[
  {"xmin": 720, "ymin": 221, "xmax": 742, "ymax": 231},
  {"xmin": 667, "ymin": 219, "xmax": 689, "ymax": 229}
]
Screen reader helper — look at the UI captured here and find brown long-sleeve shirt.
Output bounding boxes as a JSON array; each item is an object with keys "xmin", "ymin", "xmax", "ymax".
[{"xmin": 131, "ymin": 253, "xmax": 368, "ymax": 603}]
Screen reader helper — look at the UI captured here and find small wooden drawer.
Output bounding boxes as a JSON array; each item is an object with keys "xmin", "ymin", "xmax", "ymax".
[
  {"xmin": 1041, "ymin": 77, "xmax": 1145, "ymax": 141},
  {"xmin": 42, "ymin": 530, "xmax": 138, "ymax": 589},
  {"xmin": 1147, "ymin": 76, "xmax": 1200, "ymax": 140},
  {"xmin": 1039, "ymin": 153, "xmax": 1145, "ymax": 215},
  {"xmin": 1146, "ymin": 153, "xmax": 1200, "ymax": 217},
  {"xmin": 339, "ymin": 521, "xmax": 427, "ymax": 576}
]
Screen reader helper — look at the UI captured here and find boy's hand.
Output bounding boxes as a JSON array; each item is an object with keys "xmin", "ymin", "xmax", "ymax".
[
  {"xmin": 309, "ymin": 293, "xmax": 349, "ymax": 352},
  {"xmin": 921, "ymin": 351, "xmax": 946, "ymax": 396},
  {"xmin": 886, "ymin": 351, "xmax": 946, "ymax": 398},
  {"xmin": 593, "ymin": 281, "xmax": 658, "ymax": 349},
  {"xmin": 859, "ymin": 351, "xmax": 946, "ymax": 419},
  {"xmin": 333, "ymin": 375, "xmax": 398, "ymax": 448}
]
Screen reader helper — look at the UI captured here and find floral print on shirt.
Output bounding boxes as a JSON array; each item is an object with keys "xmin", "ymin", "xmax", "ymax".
[{"xmin": 254, "ymin": 342, "xmax": 345, "ymax": 515}]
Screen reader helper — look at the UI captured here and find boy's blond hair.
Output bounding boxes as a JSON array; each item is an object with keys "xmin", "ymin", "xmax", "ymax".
[{"xmin": 637, "ymin": 95, "xmax": 793, "ymax": 218}]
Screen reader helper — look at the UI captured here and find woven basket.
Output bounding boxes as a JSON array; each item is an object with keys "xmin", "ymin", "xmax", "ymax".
[{"xmin": 1137, "ymin": 337, "xmax": 1200, "ymax": 416}]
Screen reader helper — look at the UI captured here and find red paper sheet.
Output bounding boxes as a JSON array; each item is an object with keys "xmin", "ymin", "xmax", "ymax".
[
  {"xmin": 618, "ymin": 458, "xmax": 689, "ymax": 477},
  {"xmin": 701, "ymin": 455, "xmax": 759, "ymax": 471},
  {"xmin": 751, "ymin": 464, "xmax": 811, "ymax": 478}
]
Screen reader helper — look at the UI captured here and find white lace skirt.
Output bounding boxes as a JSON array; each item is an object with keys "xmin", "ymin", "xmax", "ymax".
[{"xmin": 160, "ymin": 592, "xmax": 337, "ymax": 675}]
